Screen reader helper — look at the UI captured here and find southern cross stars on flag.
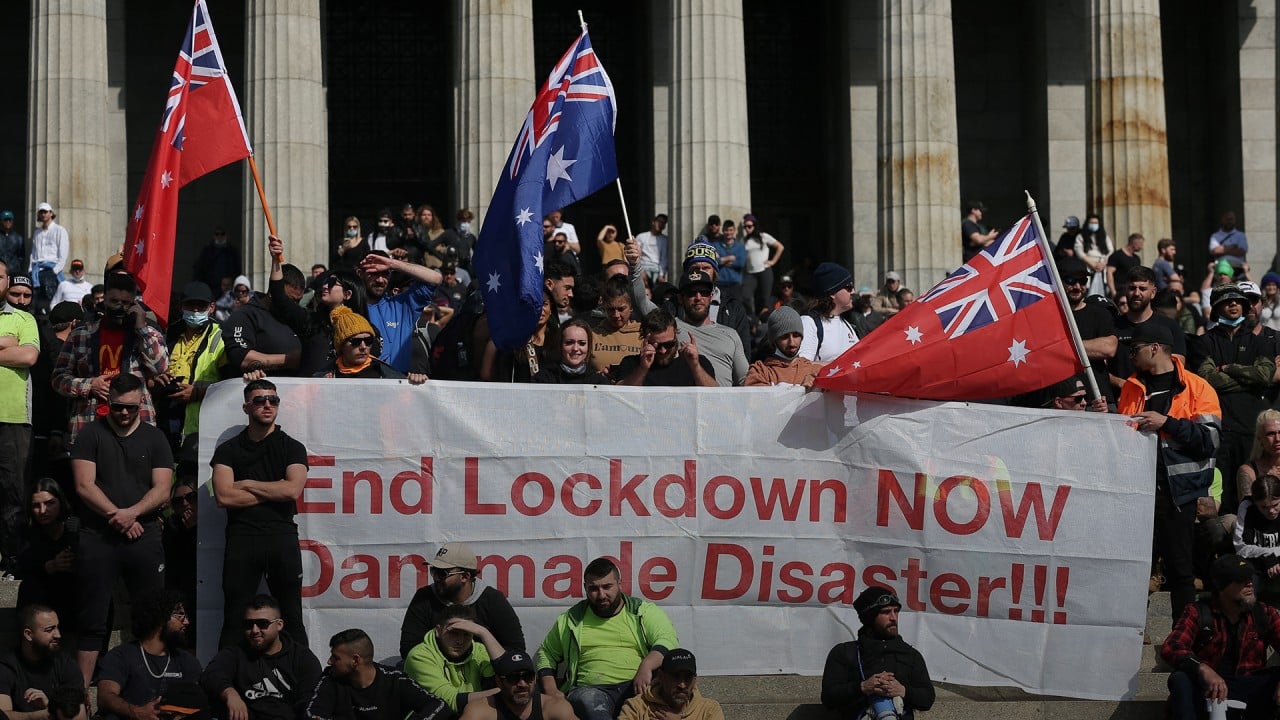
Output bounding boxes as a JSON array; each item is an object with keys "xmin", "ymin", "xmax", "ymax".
[
  {"xmin": 472, "ymin": 28, "xmax": 619, "ymax": 351},
  {"xmin": 123, "ymin": 0, "xmax": 252, "ymax": 326},
  {"xmin": 815, "ymin": 213, "xmax": 1083, "ymax": 400}
]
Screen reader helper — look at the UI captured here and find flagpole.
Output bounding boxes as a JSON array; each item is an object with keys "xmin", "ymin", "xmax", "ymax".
[
  {"xmin": 248, "ymin": 155, "xmax": 283, "ymax": 262},
  {"xmin": 1025, "ymin": 191, "xmax": 1102, "ymax": 401}
]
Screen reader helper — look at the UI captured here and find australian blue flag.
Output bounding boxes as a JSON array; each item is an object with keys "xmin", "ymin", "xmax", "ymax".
[{"xmin": 472, "ymin": 30, "xmax": 619, "ymax": 351}]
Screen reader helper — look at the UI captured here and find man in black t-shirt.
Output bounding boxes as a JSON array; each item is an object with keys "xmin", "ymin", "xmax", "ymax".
[
  {"xmin": 69, "ymin": 373, "xmax": 173, "ymax": 686},
  {"xmin": 211, "ymin": 379, "xmax": 310, "ymax": 650},
  {"xmin": 1106, "ymin": 233, "xmax": 1144, "ymax": 300},
  {"xmin": 1058, "ymin": 258, "xmax": 1118, "ymax": 404},
  {"xmin": 961, "ymin": 200, "xmax": 998, "ymax": 263},
  {"xmin": 0, "ymin": 605, "xmax": 82, "ymax": 720},
  {"xmin": 1109, "ymin": 265, "xmax": 1188, "ymax": 394},
  {"xmin": 97, "ymin": 588, "xmax": 203, "ymax": 720},
  {"xmin": 613, "ymin": 309, "xmax": 716, "ymax": 387},
  {"xmin": 306, "ymin": 629, "xmax": 446, "ymax": 720}
]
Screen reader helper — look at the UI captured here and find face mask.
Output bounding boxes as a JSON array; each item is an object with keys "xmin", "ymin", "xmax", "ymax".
[
  {"xmin": 458, "ymin": 222, "xmax": 472, "ymax": 235},
  {"xmin": 1086, "ymin": 223, "xmax": 1099, "ymax": 232},
  {"xmin": 1218, "ymin": 315, "xmax": 1245, "ymax": 327},
  {"xmin": 345, "ymin": 229, "xmax": 358, "ymax": 239},
  {"xmin": 105, "ymin": 307, "xmax": 130, "ymax": 327},
  {"xmin": 183, "ymin": 310, "xmax": 211, "ymax": 327},
  {"xmin": 774, "ymin": 346, "xmax": 798, "ymax": 361}
]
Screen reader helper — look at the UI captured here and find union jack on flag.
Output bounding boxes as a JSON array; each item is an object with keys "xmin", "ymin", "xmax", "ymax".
[
  {"xmin": 509, "ymin": 38, "xmax": 616, "ymax": 179},
  {"xmin": 919, "ymin": 214, "xmax": 1055, "ymax": 339}
]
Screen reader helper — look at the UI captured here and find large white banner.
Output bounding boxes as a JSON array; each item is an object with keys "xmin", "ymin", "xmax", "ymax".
[{"xmin": 196, "ymin": 379, "xmax": 1155, "ymax": 700}]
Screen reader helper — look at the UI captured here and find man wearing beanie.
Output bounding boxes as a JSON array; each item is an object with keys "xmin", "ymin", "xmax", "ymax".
[
  {"xmin": 821, "ymin": 587, "xmax": 934, "ymax": 719},
  {"xmin": 744, "ymin": 307, "xmax": 822, "ymax": 387},
  {"xmin": 800, "ymin": 262, "xmax": 860, "ymax": 364},
  {"xmin": 316, "ymin": 307, "xmax": 425, "ymax": 383},
  {"xmin": 1161, "ymin": 554, "xmax": 1280, "ymax": 719},
  {"xmin": 618, "ymin": 648, "xmax": 723, "ymax": 720}
]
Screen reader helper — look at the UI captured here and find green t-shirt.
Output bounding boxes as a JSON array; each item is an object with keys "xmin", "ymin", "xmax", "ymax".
[
  {"xmin": 0, "ymin": 305, "xmax": 38, "ymax": 424},
  {"xmin": 576, "ymin": 609, "xmax": 647, "ymax": 686}
]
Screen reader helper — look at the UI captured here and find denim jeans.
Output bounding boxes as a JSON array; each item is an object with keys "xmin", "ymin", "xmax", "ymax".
[{"xmin": 566, "ymin": 681, "xmax": 634, "ymax": 720}]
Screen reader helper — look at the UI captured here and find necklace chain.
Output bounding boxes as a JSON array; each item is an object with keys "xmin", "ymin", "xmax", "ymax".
[{"xmin": 140, "ymin": 645, "xmax": 171, "ymax": 680}]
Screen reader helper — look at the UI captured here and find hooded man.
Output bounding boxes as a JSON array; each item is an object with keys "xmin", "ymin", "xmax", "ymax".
[
  {"xmin": 403, "ymin": 606, "xmax": 504, "ymax": 714},
  {"xmin": 744, "ymin": 307, "xmax": 822, "ymax": 387},
  {"xmin": 821, "ymin": 587, "xmax": 935, "ymax": 719}
]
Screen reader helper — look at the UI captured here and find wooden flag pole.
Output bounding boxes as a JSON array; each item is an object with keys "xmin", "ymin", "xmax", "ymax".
[{"xmin": 248, "ymin": 155, "xmax": 283, "ymax": 261}]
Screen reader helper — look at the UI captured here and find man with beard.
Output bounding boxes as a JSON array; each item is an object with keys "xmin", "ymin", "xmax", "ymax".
[
  {"xmin": 618, "ymin": 649, "xmax": 723, "ymax": 720},
  {"xmin": 5, "ymin": 274, "xmax": 34, "ymax": 314},
  {"xmin": 201, "ymin": 594, "xmax": 322, "ymax": 720},
  {"xmin": 359, "ymin": 252, "xmax": 441, "ymax": 373},
  {"xmin": 536, "ymin": 558, "xmax": 679, "ymax": 720},
  {"xmin": 97, "ymin": 588, "xmax": 204, "ymax": 720},
  {"xmin": 744, "ymin": 307, "xmax": 822, "ymax": 387},
  {"xmin": 0, "ymin": 605, "xmax": 83, "ymax": 720},
  {"xmin": 210, "ymin": 379, "xmax": 310, "ymax": 651},
  {"xmin": 0, "ymin": 261, "xmax": 39, "ymax": 579},
  {"xmin": 52, "ymin": 272, "xmax": 169, "ymax": 445},
  {"xmin": 1057, "ymin": 257, "xmax": 1117, "ymax": 404},
  {"xmin": 306, "ymin": 629, "xmax": 447, "ymax": 720},
  {"xmin": 1161, "ymin": 555, "xmax": 1280, "ymax": 719},
  {"xmin": 613, "ymin": 309, "xmax": 717, "ymax": 388},
  {"xmin": 1109, "ymin": 265, "xmax": 1187, "ymax": 394},
  {"xmin": 459, "ymin": 651, "xmax": 577, "ymax": 720},
  {"xmin": 399, "ymin": 543, "xmax": 525, "ymax": 660},
  {"xmin": 821, "ymin": 587, "xmax": 934, "ymax": 720},
  {"xmin": 70, "ymin": 373, "xmax": 173, "ymax": 686},
  {"xmin": 404, "ymin": 606, "xmax": 504, "ymax": 714}
]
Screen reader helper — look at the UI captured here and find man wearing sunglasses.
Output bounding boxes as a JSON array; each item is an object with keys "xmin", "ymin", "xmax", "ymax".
[
  {"xmin": 97, "ymin": 588, "xmax": 204, "ymax": 720},
  {"xmin": 1056, "ymin": 257, "xmax": 1117, "ymax": 405},
  {"xmin": 69, "ymin": 372, "xmax": 173, "ymax": 685},
  {"xmin": 459, "ymin": 651, "xmax": 577, "ymax": 720},
  {"xmin": 211, "ymin": 380, "xmax": 310, "ymax": 651},
  {"xmin": 618, "ymin": 648, "xmax": 723, "ymax": 720},
  {"xmin": 201, "ymin": 594, "xmax": 322, "ymax": 720},
  {"xmin": 613, "ymin": 308, "xmax": 717, "ymax": 388},
  {"xmin": 399, "ymin": 543, "xmax": 524, "ymax": 661},
  {"xmin": 822, "ymin": 587, "xmax": 934, "ymax": 720}
]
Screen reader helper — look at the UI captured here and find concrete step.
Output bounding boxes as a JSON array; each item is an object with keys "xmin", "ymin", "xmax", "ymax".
[{"xmin": 716, "ymin": 699, "xmax": 1168, "ymax": 720}]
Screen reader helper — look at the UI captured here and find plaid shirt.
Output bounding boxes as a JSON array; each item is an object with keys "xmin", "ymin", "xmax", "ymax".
[
  {"xmin": 1160, "ymin": 600, "xmax": 1280, "ymax": 677},
  {"xmin": 50, "ymin": 318, "xmax": 168, "ymax": 444}
]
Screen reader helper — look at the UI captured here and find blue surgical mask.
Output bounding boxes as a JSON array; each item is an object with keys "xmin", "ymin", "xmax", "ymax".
[
  {"xmin": 183, "ymin": 310, "xmax": 211, "ymax": 327},
  {"xmin": 458, "ymin": 222, "xmax": 472, "ymax": 235},
  {"xmin": 1218, "ymin": 315, "xmax": 1245, "ymax": 328},
  {"xmin": 344, "ymin": 228, "xmax": 358, "ymax": 239},
  {"xmin": 1086, "ymin": 223, "xmax": 1099, "ymax": 232}
]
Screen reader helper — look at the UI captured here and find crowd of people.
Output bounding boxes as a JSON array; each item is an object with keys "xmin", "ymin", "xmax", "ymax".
[{"xmin": 6, "ymin": 195, "xmax": 1280, "ymax": 717}]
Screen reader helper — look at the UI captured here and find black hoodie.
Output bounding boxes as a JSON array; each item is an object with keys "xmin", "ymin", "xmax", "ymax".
[
  {"xmin": 820, "ymin": 630, "xmax": 935, "ymax": 719},
  {"xmin": 201, "ymin": 632, "xmax": 323, "ymax": 720}
]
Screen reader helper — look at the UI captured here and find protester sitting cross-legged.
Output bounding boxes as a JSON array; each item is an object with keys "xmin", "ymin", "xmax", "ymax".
[
  {"xmin": 745, "ymin": 307, "xmax": 823, "ymax": 388},
  {"xmin": 533, "ymin": 318, "xmax": 609, "ymax": 385},
  {"xmin": 404, "ymin": 605, "xmax": 505, "ymax": 715},
  {"xmin": 458, "ymin": 650, "xmax": 578, "ymax": 720}
]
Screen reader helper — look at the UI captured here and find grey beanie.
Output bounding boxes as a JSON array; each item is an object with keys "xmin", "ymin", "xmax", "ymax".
[{"xmin": 768, "ymin": 306, "xmax": 804, "ymax": 343}]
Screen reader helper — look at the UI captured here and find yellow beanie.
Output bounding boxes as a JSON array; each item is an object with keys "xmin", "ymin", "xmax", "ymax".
[{"xmin": 331, "ymin": 306, "xmax": 376, "ymax": 352}]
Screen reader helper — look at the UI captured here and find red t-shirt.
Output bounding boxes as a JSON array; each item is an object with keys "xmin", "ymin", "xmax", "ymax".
[{"xmin": 95, "ymin": 325, "xmax": 126, "ymax": 418}]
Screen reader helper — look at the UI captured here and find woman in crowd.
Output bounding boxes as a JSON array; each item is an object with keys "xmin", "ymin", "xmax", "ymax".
[
  {"xmin": 534, "ymin": 318, "xmax": 609, "ymax": 384},
  {"xmin": 268, "ymin": 236, "xmax": 367, "ymax": 375},
  {"xmin": 1259, "ymin": 272, "xmax": 1280, "ymax": 332},
  {"xmin": 1239, "ymin": 409, "xmax": 1280, "ymax": 509},
  {"xmin": 799, "ymin": 262, "xmax": 859, "ymax": 364},
  {"xmin": 481, "ymin": 289, "xmax": 558, "ymax": 383},
  {"xmin": 1234, "ymin": 474, "xmax": 1280, "ymax": 603},
  {"xmin": 335, "ymin": 216, "xmax": 369, "ymax": 270},
  {"xmin": 1075, "ymin": 212, "xmax": 1110, "ymax": 296},
  {"xmin": 16, "ymin": 479, "xmax": 79, "ymax": 625}
]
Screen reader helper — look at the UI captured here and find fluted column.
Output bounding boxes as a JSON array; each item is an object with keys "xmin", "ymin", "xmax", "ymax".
[
  {"xmin": 669, "ymin": 0, "xmax": 752, "ymax": 256},
  {"xmin": 1088, "ymin": 0, "xmax": 1171, "ymax": 258},
  {"xmin": 243, "ymin": 0, "xmax": 328, "ymax": 285},
  {"xmin": 27, "ymin": 0, "xmax": 111, "ymax": 272},
  {"xmin": 848, "ymin": 0, "xmax": 879, "ymax": 287},
  {"xmin": 1042, "ymin": 0, "xmax": 1089, "ymax": 232},
  {"xmin": 1239, "ymin": 0, "xmax": 1277, "ymax": 265},
  {"xmin": 878, "ymin": 0, "xmax": 961, "ymax": 292},
  {"xmin": 453, "ymin": 0, "xmax": 535, "ymax": 231}
]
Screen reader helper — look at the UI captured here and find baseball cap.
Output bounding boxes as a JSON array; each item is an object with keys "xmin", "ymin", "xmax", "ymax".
[
  {"xmin": 660, "ymin": 648, "xmax": 697, "ymax": 675},
  {"xmin": 181, "ymin": 281, "xmax": 214, "ymax": 304},
  {"xmin": 1130, "ymin": 322, "xmax": 1175, "ymax": 347},
  {"xmin": 1211, "ymin": 554, "xmax": 1253, "ymax": 590},
  {"xmin": 1062, "ymin": 216, "xmax": 1081, "ymax": 230},
  {"xmin": 36, "ymin": 202, "xmax": 53, "ymax": 213},
  {"xmin": 680, "ymin": 269, "xmax": 714, "ymax": 291},
  {"xmin": 70, "ymin": 259, "xmax": 85, "ymax": 270},
  {"xmin": 48, "ymin": 302, "xmax": 84, "ymax": 325},
  {"xmin": 426, "ymin": 542, "xmax": 477, "ymax": 570},
  {"xmin": 885, "ymin": 271, "xmax": 902, "ymax": 282},
  {"xmin": 0, "ymin": 211, "xmax": 13, "ymax": 221},
  {"xmin": 492, "ymin": 650, "xmax": 535, "ymax": 676},
  {"xmin": 1237, "ymin": 280, "xmax": 1262, "ymax": 301}
]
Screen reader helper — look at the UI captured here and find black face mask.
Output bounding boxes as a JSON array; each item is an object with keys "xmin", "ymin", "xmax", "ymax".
[{"xmin": 104, "ymin": 307, "xmax": 130, "ymax": 327}]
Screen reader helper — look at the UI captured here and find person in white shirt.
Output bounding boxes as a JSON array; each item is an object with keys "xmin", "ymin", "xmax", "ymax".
[
  {"xmin": 547, "ymin": 210, "xmax": 579, "ymax": 254},
  {"xmin": 29, "ymin": 202, "xmax": 70, "ymax": 300},
  {"xmin": 50, "ymin": 259, "xmax": 93, "ymax": 306},
  {"xmin": 741, "ymin": 214, "xmax": 785, "ymax": 314},
  {"xmin": 799, "ymin": 262, "xmax": 859, "ymax": 364},
  {"xmin": 635, "ymin": 214, "xmax": 669, "ymax": 285}
]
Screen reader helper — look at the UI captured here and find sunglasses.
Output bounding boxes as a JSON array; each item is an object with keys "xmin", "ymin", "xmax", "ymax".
[
  {"xmin": 1063, "ymin": 276, "xmax": 1091, "ymax": 287},
  {"xmin": 250, "ymin": 395, "xmax": 282, "ymax": 407},
  {"xmin": 171, "ymin": 610, "xmax": 188, "ymax": 620},
  {"xmin": 1128, "ymin": 343, "xmax": 1155, "ymax": 357},
  {"xmin": 233, "ymin": 288, "xmax": 251, "ymax": 297},
  {"xmin": 502, "ymin": 671, "xmax": 536, "ymax": 684},
  {"xmin": 242, "ymin": 618, "xmax": 277, "ymax": 630},
  {"xmin": 324, "ymin": 276, "xmax": 348, "ymax": 289},
  {"xmin": 109, "ymin": 402, "xmax": 140, "ymax": 412},
  {"xmin": 1064, "ymin": 394, "xmax": 1087, "ymax": 405},
  {"xmin": 653, "ymin": 340, "xmax": 678, "ymax": 352},
  {"xmin": 430, "ymin": 567, "xmax": 468, "ymax": 580},
  {"xmin": 682, "ymin": 288, "xmax": 713, "ymax": 298},
  {"xmin": 347, "ymin": 336, "xmax": 375, "ymax": 348}
]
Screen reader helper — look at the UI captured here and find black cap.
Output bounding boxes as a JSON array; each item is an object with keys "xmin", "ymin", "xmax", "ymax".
[
  {"xmin": 680, "ymin": 269, "xmax": 715, "ymax": 291},
  {"xmin": 660, "ymin": 648, "xmax": 697, "ymax": 675},
  {"xmin": 707, "ymin": 214, "xmax": 721, "ymax": 226},
  {"xmin": 1056, "ymin": 257, "xmax": 1091, "ymax": 282},
  {"xmin": 48, "ymin": 301, "xmax": 84, "ymax": 325},
  {"xmin": 1211, "ymin": 554, "xmax": 1253, "ymax": 591},
  {"xmin": 181, "ymin": 281, "xmax": 214, "ymax": 304},
  {"xmin": 1130, "ymin": 322, "xmax": 1174, "ymax": 347},
  {"xmin": 492, "ymin": 650, "xmax": 535, "ymax": 676},
  {"xmin": 853, "ymin": 586, "xmax": 902, "ymax": 622}
]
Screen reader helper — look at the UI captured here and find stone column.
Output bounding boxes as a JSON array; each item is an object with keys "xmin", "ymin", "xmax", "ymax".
[
  {"xmin": 650, "ymin": 0, "xmax": 672, "ymax": 233},
  {"xmin": 1042, "ymin": 0, "xmax": 1089, "ymax": 233},
  {"xmin": 242, "ymin": 0, "xmax": 328, "ymax": 285},
  {"xmin": 848, "ymin": 0, "xmax": 879, "ymax": 287},
  {"xmin": 1087, "ymin": 0, "xmax": 1171, "ymax": 259},
  {"xmin": 878, "ymin": 0, "xmax": 961, "ymax": 291},
  {"xmin": 669, "ymin": 0, "xmax": 752, "ymax": 259},
  {"xmin": 27, "ymin": 0, "xmax": 112, "ymax": 273},
  {"xmin": 1239, "ymin": 0, "xmax": 1277, "ymax": 267},
  {"xmin": 105, "ymin": 0, "xmax": 128, "ymax": 276},
  {"xmin": 452, "ymin": 0, "xmax": 535, "ymax": 231}
]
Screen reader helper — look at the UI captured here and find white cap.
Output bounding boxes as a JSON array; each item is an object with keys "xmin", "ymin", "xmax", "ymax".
[
  {"xmin": 885, "ymin": 271, "xmax": 902, "ymax": 282},
  {"xmin": 36, "ymin": 202, "xmax": 53, "ymax": 213}
]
